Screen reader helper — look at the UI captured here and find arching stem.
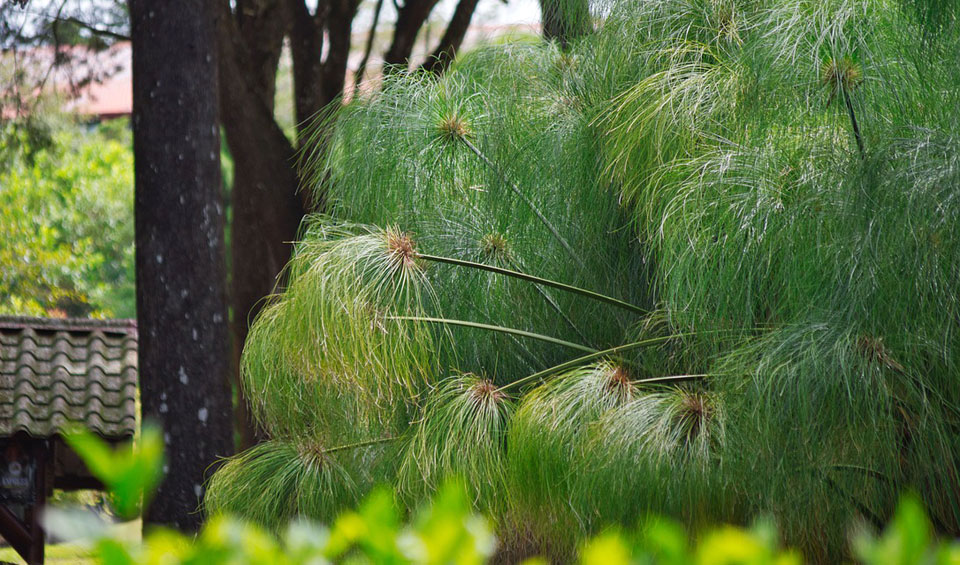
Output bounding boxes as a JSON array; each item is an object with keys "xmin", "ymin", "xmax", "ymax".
[
  {"xmin": 323, "ymin": 436, "xmax": 396, "ymax": 455},
  {"xmin": 527, "ymin": 276, "xmax": 593, "ymax": 344},
  {"xmin": 419, "ymin": 253, "xmax": 646, "ymax": 315},
  {"xmin": 503, "ymin": 332, "xmax": 718, "ymax": 391},
  {"xmin": 389, "ymin": 316, "xmax": 597, "ymax": 353},
  {"xmin": 502, "ymin": 255, "xmax": 591, "ymax": 345},
  {"xmin": 633, "ymin": 374, "xmax": 709, "ymax": 385}
]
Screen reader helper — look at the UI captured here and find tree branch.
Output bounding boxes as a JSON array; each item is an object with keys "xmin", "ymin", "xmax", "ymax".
[
  {"xmin": 354, "ymin": 0, "xmax": 384, "ymax": 88},
  {"xmin": 418, "ymin": 0, "xmax": 479, "ymax": 74},
  {"xmin": 59, "ymin": 16, "xmax": 130, "ymax": 41},
  {"xmin": 234, "ymin": 0, "xmax": 288, "ymax": 111},
  {"xmin": 320, "ymin": 0, "xmax": 358, "ymax": 106},
  {"xmin": 288, "ymin": 0, "xmax": 325, "ymax": 134},
  {"xmin": 17, "ymin": 7, "xmax": 131, "ymax": 41},
  {"xmin": 382, "ymin": 0, "xmax": 440, "ymax": 72},
  {"xmin": 217, "ymin": 0, "xmax": 306, "ymax": 448}
]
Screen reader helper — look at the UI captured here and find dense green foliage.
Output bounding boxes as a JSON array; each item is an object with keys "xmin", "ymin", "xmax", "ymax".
[
  {"xmin": 0, "ymin": 118, "xmax": 135, "ymax": 318},
  {"xmin": 207, "ymin": 0, "xmax": 960, "ymax": 559}
]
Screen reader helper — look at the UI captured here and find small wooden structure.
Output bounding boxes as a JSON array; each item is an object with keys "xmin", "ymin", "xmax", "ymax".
[{"xmin": 0, "ymin": 317, "xmax": 137, "ymax": 564}]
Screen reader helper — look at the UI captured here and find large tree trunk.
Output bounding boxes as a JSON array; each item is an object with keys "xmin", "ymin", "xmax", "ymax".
[
  {"xmin": 131, "ymin": 0, "xmax": 234, "ymax": 531},
  {"xmin": 235, "ymin": 0, "xmax": 288, "ymax": 108},
  {"xmin": 218, "ymin": 1, "xmax": 306, "ymax": 447}
]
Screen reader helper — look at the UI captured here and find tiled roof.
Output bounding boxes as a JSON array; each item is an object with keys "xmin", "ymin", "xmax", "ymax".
[{"xmin": 0, "ymin": 316, "xmax": 138, "ymax": 440}]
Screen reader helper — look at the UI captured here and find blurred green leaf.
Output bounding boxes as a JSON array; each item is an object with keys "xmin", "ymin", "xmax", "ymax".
[
  {"xmin": 640, "ymin": 518, "xmax": 690, "ymax": 564},
  {"xmin": 95, "ymin": 538, "xmax": 136, "ymax": 565},
  {"xmin": 403, "ymin": 480, "xmax": 496, "ymax": 565},
  {"xmin": 63, "ymin": 423, "xmax": 165, "ymax": 520},
  {"xmin": 325, "ymin": 486, "xmax": 402, "ymax": 562},
  {"xmin": 855, "ymin": 494, "xmax": 938, "ymax": 565},
  {"xmin": 581, "ymin": 531, "xmax": 633, "ymax": 565},
  {"xmin": 695, "ymin": 523, "xmax": 801, "ymax": 565}
]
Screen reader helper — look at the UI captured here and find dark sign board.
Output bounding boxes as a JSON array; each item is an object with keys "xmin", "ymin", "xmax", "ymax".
[{"xmin": 0, "ymin": 440, "xmax": 36, "ymax": 504}]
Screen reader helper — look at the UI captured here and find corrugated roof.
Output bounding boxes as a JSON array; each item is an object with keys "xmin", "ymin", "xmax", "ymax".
[{"xmin": 0, "ymin": 316, "xmax": 138, "ymax": 440}]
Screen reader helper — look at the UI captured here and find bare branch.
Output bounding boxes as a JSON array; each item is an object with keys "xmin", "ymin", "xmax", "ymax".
[
  {"xmin": 418, "ymin": 0, "xmax": 479, "ymax": 75},
  {"xmin": 58, "ymin": 16, "xmax": 130, "ymax": 41},
  {"xmin": 354, "ymin": 0, "xmax": 384, "ymax": 88},
  {"xmin": 15, "ymin": 7, "xmax": 131, "ymax": 42}
]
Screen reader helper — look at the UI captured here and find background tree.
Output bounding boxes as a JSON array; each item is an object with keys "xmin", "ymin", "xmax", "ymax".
[
  {"xmin": 217, "ymin": 0, "xmax": 485, "ymax": 446},
  {"xmin": 0, "ymin": 0, "xmax": 128, "ymax": 118},
  {"xmin": 1, "ymin": 3, "xmax": 136, "ymax": 320},
  {"xmin": 130, "ymin": 0, "xmax": 234, "ymax": 531},
  {"xmin": 0, "ymin": 120, "xmax": 135, "ymax": 318}
]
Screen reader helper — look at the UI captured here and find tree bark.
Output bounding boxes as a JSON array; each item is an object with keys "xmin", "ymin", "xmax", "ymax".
[
  {"xmin": 320, "ymin": 0, "xmax": 358, "ymax": 107},
  {"xmin": 288, "ymin": 0, "xmax": 325, "ymax": 133},
  {"xmin": 131, "ymin": 0, "xmax": 234, "ymax": 531},
  {"xmin": 539, "ymin": 0, "xmax": 591, "ymax": 48},
  {"xmin": 288, "ymin": 0, "xmax": 357, "ymax": 133},
  {"xmin": 383, "ymin": 0, "xmax": 441, "ymax": 72},
  {"xmin": 218, "ymin": 0, "xmax": 307, "ymax": 447},
  {"xmin": 419, "ymin": 0, "xmax": 480, "ymax": 74},
  {"xmin": 235, "ymin": 0, "xmax": 288, "ymax": 109}
]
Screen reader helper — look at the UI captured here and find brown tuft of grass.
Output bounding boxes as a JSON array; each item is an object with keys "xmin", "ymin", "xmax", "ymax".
[
  {"xmin": 821, "ymin": 57, "xmax": 863, "ymax": 102},
  {"xmin": 856, "ymin": 335, "xmax": 905, "ymax": 373},
  {"xmin": 386, "ymin": 229, "xmax": 420, "ymax": 271},
  {"xmin": 677, "ymin": 390, "xmax": 712, "ymax": 438},
  {"xmin": 606, "ymin": 365, "xmax": 634, "ymax": 398},
  {"xmin": 297, "ymin": 441, "xmax": 329, "ymax": 467},
  {"xmin": 437, "ymin": 113, "xmax": 471, "ymax": 142},
  {"xmin": 471, "ymin": 378, "xmax": 506, "ymax": 403},
  {"xmin": 479, "ymin": 232, "xmax": 511, "ymax": 262}
]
